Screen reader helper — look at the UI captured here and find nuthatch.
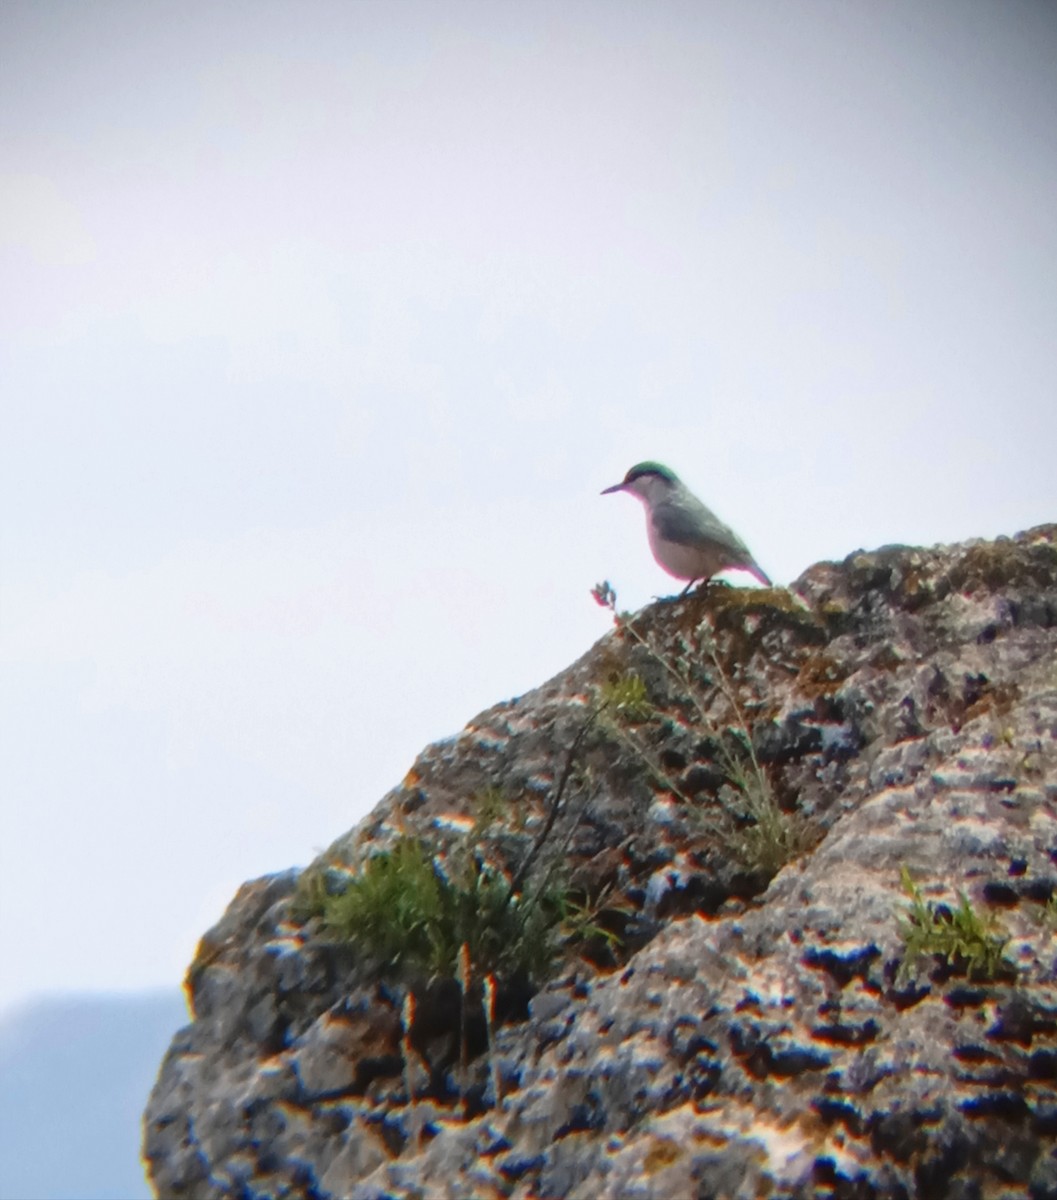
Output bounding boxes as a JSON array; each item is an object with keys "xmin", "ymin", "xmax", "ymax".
[{"xmin": 602, "ymin": 461, "xmax": 771, "ymax": 593}]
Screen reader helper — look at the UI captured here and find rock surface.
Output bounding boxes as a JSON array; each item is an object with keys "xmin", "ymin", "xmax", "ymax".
[{"xmin": 144, "ymin": 527, "xmax": 1057, "ymax": 1199}]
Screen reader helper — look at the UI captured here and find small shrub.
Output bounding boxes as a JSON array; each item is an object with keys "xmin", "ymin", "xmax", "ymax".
[
  {"xmin": 321, "ymin": 837, "xmax": 446, "ymax": 972},
  {"xmin": 317, "ymin": 837, "xmax": 565, "ymax": 986},
  {"xmin": 897, "ymin": 867, "xmax": 1014, "ymax": 982}
]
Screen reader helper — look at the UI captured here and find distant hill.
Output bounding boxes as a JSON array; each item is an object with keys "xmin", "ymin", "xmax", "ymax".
[{"xmin": 0, "ymin": 990, "xmax": 187, "ymax": 1200}]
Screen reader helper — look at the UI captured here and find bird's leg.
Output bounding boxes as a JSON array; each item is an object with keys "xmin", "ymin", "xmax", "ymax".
[
  {"xmin": 699, "ymin": 577, "xmax": 731, "ymax": 594},
  {"xmin": 686, "ymin": 576, "xmax": 731, "ymax": 598},
  {"xmin": 678, "ymin": 579, "xmax": 701, "ymax": 598}
]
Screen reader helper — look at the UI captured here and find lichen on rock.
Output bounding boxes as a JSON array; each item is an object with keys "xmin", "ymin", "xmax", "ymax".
[{"xmin": 143, "ymin": 525, "xmax": 1057, "ymax": 1199}]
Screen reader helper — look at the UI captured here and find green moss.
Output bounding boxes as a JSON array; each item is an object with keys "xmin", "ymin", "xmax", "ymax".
[
  {"xmin": 706, "ymin": 584, "xmax": 802, "ymax": 616},
  {"xmin": 695, "ymin": 586, "xmax": 825, "ymax": 647}
]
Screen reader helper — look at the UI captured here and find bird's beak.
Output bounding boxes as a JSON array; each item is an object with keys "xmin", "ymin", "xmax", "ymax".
[{"xmin": 600, "ymin": 482, "xmax": 625, "ymax": 495}]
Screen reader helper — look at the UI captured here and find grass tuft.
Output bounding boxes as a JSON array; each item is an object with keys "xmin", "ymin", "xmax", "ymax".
[{"xmin": 318, "ymin": 837, "xmax": 562, "ymax": 985}]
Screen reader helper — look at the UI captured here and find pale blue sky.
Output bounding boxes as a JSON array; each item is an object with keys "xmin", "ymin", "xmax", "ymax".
[{"xmin": 2, "ymin": 0, "xmax": 1055, "ymax": 1012}]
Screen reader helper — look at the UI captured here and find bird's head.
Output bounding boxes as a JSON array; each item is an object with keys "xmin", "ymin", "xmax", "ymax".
[{"xmin": 601, "ymin": 461, "xmax": 681, "ymax": 504}]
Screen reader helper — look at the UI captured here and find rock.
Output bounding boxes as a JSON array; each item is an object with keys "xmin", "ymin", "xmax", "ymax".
[{"xmin": 144, "ymin": 525, "xmax": 1057, "ymax": 1198}]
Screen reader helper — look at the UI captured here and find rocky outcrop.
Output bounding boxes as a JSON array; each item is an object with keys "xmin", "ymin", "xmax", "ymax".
[{"xmin": 144, "ymin": 527, "xmax": 1057, "ymax": 1199}]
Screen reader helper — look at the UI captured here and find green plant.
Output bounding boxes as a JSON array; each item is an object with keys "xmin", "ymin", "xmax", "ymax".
[
  {"xmin": 299, "ymin": 688, "xmax": 623, "ymax": 1005},
  {"xmin": 470, "ymin": 785, "xmax": 513, "ymax": 835},
  {"xmin": 320, "ymin": 837, "xmax": 447, "ymax": 971},
  {"xmin": 594, "ymin": 671, "xmax": 695, "ymax": 805},
  {"xmin": 319, "ymin": 837, "xmax": 562, "ymax": 984},
  {"xmin": 725, "ymin": 777, "xmax": 803, "ymax": 880},
  {"xmin": 291, "ymin": 702, "xmax": 635, "ymax": 1114},
  {"xmin": 592, "ymin": 581, "xmax": 804, "ymax": 879},
  {"xmin": 897, "ymin": 866, "xmax": 1014, "ymax": 982},
  {"xmin": 290, "ymin": 865, "xmax": 330, "ymax": 922},
  {"xmin": 290, "ymin": 861, "xmax": 352, "ymax": 923},
  {"xmin": 599, "ymin": 671, "xmax": 654, "ymax": 722},
  {"xmin": 556, "ymin": 885, "xmax": 630, "ymax": 954}
]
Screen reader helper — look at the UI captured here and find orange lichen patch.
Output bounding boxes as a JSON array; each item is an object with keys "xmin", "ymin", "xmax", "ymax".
[
  {"xmin": 432, "ymin": 812, "xmax": 475, "ymax": 834},
  {"xmin": 796, "ymin": 653, "xmax": 853, "ymax": 698},
  {"xmin": 402, "ymin": 767, "xmax": 423, "ymax": 788},
  {"xmin": 867, "ymin": 643, "xmax": 905, "ymax": 671},
  {"xmin": 642, "ymin": 1137, "xmax": 683, "ymax": 1174},
  {"xmin": 183, "ymin": 936, "xmax": 230, "ymax": 1011},
  {"xmin": 896, "ymin": 565, "xmax": 945, "ymax": 610},
  {"xmin": 690, "ymin": 1124, "xmax": 732, "ymax": 1145},
  {"xmin": 814, "ymin": 599, "xmax": 851, "ymax": 635},
  {"xmin": 188, "ymin": 934, "xmax": 225, "ymax": 975},
  {"xmin": 962, "ymin": 681, "xmax": 1020, "ymax": 725}
]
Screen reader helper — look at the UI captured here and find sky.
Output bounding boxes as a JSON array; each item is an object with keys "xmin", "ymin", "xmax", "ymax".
[{"xmin": 1, "ymin": 0, "xmax": 1055, "ymax": 1015}]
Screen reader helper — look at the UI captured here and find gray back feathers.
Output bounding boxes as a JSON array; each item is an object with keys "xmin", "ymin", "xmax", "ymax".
[{"xmin": 651, "ymin": 488, "xmax": 753, "ymax": 561}]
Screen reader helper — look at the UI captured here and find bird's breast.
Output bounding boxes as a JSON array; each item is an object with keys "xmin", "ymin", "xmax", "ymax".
[{"xmin": 647, "ymin": 522, "xmax": 725, "ymax": 581}]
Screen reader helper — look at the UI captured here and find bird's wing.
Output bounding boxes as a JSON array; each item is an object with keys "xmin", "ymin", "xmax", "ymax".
[{"xmin": 651, "ymin": 497, "xmax": 750, "ymax": 557}]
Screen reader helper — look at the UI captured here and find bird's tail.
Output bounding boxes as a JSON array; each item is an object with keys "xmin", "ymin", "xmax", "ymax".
[{"xmin": 748, "ymin": 561, "xmax": 773, "ymax": 588}]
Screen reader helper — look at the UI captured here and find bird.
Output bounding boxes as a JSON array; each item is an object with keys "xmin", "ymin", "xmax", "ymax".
[{"xmin": 602, "ymin": 461, "xmax": 772, "ymax": 594}]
